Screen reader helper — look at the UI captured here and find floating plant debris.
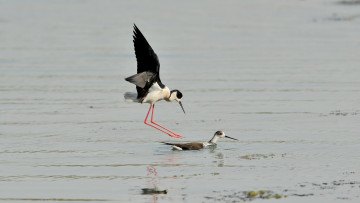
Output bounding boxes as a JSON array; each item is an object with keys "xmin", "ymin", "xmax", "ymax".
[
  {"xmin": 204, "ymin": 190, "xmax": 284, "ymax": 202},
  {"xmin": 320, "ymin": 110, "xmax": 360, "ymax": 117},
  {"xmin": 240, "ymin": 154, "xmax": 276, "ymax": 160},
  {"xmin": 338, "ymin": 0, "xmax": 360, "ymax": 5}
]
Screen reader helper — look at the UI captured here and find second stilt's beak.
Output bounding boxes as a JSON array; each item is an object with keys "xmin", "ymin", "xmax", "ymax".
[
  {"xmin": 225, "ymin": 135, "xmax": 238, "ymax": 141},
  {"xmin": 179, "ymin": 101, "xmax": 185, "ymax": 114}
]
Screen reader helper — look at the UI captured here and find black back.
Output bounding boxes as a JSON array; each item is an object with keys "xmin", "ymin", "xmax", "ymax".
[{"xmin": 163, "ymin": 142, "xmax": 203, "ymax": 150}]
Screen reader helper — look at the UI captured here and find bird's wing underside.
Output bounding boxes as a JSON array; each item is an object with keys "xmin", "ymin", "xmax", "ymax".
[
  {"xmin": 125, "ymin": 71, "xmax": 155, "ymax": 88},
  {"xmin": 133, "ymin": 24, "xmax": 160, "ymax": 75}
]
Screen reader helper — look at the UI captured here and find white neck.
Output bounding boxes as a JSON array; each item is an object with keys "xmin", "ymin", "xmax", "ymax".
[
  {"xmin": 166, "ymin": 91, "xmax": 177, "ymax": 102},
  {"xmin": 208, "ymin": 135, "xmax": 220, "ymax": 144}
]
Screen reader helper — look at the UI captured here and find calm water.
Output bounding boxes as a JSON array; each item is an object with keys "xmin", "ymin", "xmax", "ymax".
[{"xmin": 1, "ymin": 0, "xmax": 360, "ymax": 202}]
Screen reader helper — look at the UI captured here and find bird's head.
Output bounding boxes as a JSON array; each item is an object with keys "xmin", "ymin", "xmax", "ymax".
[
  {"xmin": 215, "ymin": 131, "xmax": 226, "ymax": 138},
  {"xmin": 169, "ymin": 90, "xmax": 185, "ymax": 114},
  {"xmin": 209, "ymin": 131, "xmax": 238, "ymax": 144}
]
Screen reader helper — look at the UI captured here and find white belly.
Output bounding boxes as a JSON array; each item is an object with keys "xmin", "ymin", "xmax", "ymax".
[{"xmin": 142, "ymin": 83, "xmax": 170, "ymax": 104}]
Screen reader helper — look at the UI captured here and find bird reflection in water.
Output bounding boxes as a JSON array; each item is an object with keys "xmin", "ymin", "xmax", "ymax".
[{"xmin": 142, "ymin": 166, "xmax": 167, "ymax": 203}]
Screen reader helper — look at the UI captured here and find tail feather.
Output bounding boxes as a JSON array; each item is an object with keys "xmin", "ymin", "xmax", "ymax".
[
  {"xmin": 162, "ymin": 142, "xmax": 183, "ymax": 151},
  {"xmin": 162, "ymin": 142, "xmax": 176, "ymax": 145},
  {"xmin": 124, "ymin": 92, "xmax": 138, "ymax": 103}
]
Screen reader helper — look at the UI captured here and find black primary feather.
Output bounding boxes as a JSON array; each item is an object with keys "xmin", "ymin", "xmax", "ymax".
[
  {"xmin": 131, "ymin": 24, "xmax": 165, "ymax": 100},
  {"xmin": 133, "ymin": 24, "xmax": 160, "ymax": 75}
]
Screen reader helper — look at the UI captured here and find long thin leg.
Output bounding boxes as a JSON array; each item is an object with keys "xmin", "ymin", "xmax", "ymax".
[
  {"xmin": 144, "ymin": 105, "xmax": 183, "ymax": 138},
  {"xmin": 151, "ymin": 104, "xmax": 184, "ymax": 138}
]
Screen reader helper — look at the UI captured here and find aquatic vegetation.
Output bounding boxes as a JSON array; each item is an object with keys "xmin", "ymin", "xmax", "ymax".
[
  {"xmin": 301, "ymin": 180, "xmax": 360, "ymax": 190},
  {"xmin": 240, "ymin": 153, "xmax": 275, "ymax": 160},
  {"xmin": 246, "ymin": 190, "xmax": 282, "ymax": 200},
  {"xmin": 320, "ymin": 110, "xmax": 360, "ymax": 117},
  {"xmin": 295, "ymin": 179, "xmax": 360, "ymax": 199},
  {"xmin": 204, "ymin": 190, "xmax": 284, "ymax": 201},
  {"xmin": 338, "ymin": 0, "xmax": 360, "ymax": 5}
]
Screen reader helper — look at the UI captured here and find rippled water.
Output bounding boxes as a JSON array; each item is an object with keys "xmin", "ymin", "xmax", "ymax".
[{"xmin": 1, "ymin": 0, "xmax": 360, "ymax": 202}]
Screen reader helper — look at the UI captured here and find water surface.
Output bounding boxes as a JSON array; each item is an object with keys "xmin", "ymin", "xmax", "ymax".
[{"xmin": 1, "ymin": 0, "xmax": 360, "ymax": 202}]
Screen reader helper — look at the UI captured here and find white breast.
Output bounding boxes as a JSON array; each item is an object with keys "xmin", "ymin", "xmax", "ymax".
[{"xmin": 142, "ymin": 83, "xmax": 170, "ymax": 104}]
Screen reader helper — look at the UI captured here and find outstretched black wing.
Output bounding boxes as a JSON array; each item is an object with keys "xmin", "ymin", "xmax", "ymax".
[{"xmin": 133, "ymin": 24, "xmax": 160, "ymax": 75}]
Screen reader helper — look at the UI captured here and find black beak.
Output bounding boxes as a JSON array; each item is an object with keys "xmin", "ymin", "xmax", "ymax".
[
  {"xmin": 225, "ymin": 135, "xmax": 238, "ymax": 141},
  {"xmin": 179, "ymin": 101, "xmax": 185, "ymax": 114}
]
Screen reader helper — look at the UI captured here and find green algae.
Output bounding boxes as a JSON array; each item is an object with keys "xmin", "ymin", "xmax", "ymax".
[{"xmin": 205, "ymin": 190, "xmax": 283, "ymax": 201}]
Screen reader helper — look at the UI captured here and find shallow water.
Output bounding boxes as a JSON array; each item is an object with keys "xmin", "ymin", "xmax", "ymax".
[{"xmin": 1, "ymin": 0, "xmax": 360, "ymax": 202}]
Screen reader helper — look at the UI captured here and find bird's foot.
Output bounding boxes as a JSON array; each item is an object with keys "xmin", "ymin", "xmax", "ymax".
[{"xmin": 169, "ymin": 133, "xmax": 184, "ymax": 138}]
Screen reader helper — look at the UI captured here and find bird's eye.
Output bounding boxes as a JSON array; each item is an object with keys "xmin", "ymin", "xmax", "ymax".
[{"xmin": 177, "ymin": 91, "xmax": 183, "ymax": 99}]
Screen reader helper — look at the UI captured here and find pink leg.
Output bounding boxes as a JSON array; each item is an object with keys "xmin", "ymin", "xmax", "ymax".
[
  {"xmin": 151, "ymin": 104, "xmax": 184, "ymax": 138},
  {"xmin": 144, "ymin": 105, "xmax": 183, "ymax": 138}
]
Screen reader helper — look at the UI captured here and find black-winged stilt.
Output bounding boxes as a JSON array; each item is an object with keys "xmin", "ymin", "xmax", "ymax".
[
  {"xmin": 125, "ymin": 24, "xmax": 185, "ymax": 138},
  {"xmin": 163, "ymin": 131, "xmax": 238, "ymax": 150}
]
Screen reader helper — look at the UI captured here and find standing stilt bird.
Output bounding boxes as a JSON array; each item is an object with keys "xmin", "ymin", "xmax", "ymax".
[
  {"xmin": 163, "ymin": 131, "xmax": 238, "ymax": 150},
  {"xmin": 124, "ymin": 24, "xmax": 185, "ymax": 138}
]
